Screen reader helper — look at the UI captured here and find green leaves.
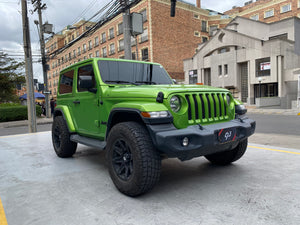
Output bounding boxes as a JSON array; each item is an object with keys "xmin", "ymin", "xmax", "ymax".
[{"xmin": 0, "ymin": 51, "xmax": 25, "ymax": 103}]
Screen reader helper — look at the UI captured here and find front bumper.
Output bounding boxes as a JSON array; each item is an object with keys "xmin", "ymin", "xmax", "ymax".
[{"xmin": 147, "ymin": 117, "xmax": 256, "ymax": 161}]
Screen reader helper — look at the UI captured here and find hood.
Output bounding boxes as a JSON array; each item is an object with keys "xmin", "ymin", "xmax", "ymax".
[{"xmin": 103, "ymin": 84, "xmax": 229, "ymax": 99}]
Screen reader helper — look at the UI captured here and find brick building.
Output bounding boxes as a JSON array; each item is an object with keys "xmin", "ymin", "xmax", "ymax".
[
  {"xmin": 225, "ymin": 0, "xmax": 300, "ymax": 23},
  {"xmin": 45, "ymin": 0, "xmax": 231, "ymax": 97}
]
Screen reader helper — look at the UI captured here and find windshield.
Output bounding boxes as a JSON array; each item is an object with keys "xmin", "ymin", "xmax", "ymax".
[{"xmin": 97, "ymin": 60, "xmax": 173, "ymax": 85}]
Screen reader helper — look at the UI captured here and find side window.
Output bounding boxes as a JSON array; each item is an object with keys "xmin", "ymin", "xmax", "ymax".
[
  {"xmin": 77, "ymin": 64, "xmax": 96, "ymax": 92},
  {"xmin": 59, "ymin": 70, "xmax": 74, "ymax": 94}
]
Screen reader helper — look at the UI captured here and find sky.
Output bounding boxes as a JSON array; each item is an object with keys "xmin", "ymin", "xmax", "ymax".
[{"xmin": 0, "ymin": 0, "xmax": 245, "ymax": 82}]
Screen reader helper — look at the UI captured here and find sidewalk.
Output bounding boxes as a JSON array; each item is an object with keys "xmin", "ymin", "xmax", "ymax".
[
  {"xmin": 0, "ymin": 117, "xmax": 53, "ymax": 128},
  {"xmin": 247, "ymin": 107, "xmax": 300, "ymax": 116}
]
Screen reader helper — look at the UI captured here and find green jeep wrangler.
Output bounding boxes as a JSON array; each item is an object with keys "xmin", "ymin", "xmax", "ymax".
[{"xmin": 52, "ymin": 58, "xmax": 255, "ymax": 196}]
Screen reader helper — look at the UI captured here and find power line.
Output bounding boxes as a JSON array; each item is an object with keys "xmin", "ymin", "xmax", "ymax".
[
  {"xmin": 69, "ymin": 0, "xmax": 98, "ymax": 25},
  {"xmin": 50, "ymin": 0, "xmax": 141, "ymax": 57}
]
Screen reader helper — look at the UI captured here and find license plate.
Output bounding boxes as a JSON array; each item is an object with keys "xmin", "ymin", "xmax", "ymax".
[{"xmin": 218, "ymin": 128, "xmax": 237, "ymax": 143}]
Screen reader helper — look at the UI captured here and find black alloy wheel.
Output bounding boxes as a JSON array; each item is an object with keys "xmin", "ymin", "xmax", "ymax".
[
  {"xmin": 112, "ymin": 139, "xmax": 133, "ymax": 181},
  {"xmin": 51, "ymin": 116, "xmax": 77, "ymax": 158}
]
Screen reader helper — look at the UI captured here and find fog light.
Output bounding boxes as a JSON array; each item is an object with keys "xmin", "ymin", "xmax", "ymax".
[{"xmin": 182, "ymin": 137, "xmax": 189, "ymax": 147}]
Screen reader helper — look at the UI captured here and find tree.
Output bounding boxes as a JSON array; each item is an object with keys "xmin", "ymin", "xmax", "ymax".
[{"xmin": 0, "ymin": 51, "xmax": 25, "ymax": 103}]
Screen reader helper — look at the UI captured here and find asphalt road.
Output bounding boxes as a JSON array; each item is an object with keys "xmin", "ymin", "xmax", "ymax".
[
  {"xmin": 0, "ymin": 113, "xmax": 299, "ymax": 137},
  {"xmin": 0, "ymin": 124, "xmax": 52, "ymax": 136},
  {"xmin": 247, "ymin": 113, "xmax": 300, "ymax": 135}
]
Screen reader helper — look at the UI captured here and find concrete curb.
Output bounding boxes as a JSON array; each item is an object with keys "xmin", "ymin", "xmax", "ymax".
[{"xmin": 0, "ymin": 118, "xmax": 53, "ymax": 128}]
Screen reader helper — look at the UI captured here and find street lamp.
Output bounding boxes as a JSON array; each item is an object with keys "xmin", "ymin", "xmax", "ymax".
[{"xmin": 258, "ymin": 77, "xmax": 262, "ymax": 98}]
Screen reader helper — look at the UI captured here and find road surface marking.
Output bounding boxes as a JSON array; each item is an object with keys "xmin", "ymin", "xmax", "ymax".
[
  {"xmin": 249, "ymin": 145, "xmax": 300, "ymax": 155},
  {"xmin": 0, "ymin": 197, "xmax": 8, "ymax": 225}
]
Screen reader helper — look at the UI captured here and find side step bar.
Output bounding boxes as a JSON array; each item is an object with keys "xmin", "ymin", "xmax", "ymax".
[{"xmin": 70, "ymin": 134, "xmax": 106, "ymax": 150}]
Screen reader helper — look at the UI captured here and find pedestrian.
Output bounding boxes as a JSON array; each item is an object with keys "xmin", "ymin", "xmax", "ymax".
[
  {"xmin": 42, "ymin": 101, "xmax": 46, "ymax": 116},
  {"xmin": 50, "ymin": 98, "xmax": 55, "ymax": 116}
]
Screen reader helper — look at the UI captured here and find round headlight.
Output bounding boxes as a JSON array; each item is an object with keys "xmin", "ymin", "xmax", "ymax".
[{"xmin": 170, "ymin": 96, "xmax": 181, "ymax": 112}]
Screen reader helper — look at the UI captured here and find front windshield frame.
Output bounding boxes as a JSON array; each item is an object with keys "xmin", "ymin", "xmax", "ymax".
[{"xmin": 97, "ymin": 60, "xmax": 173, "ymax": 85}]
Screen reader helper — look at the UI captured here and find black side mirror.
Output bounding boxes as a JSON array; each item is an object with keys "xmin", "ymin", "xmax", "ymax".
[{"xmin": 79, "ymin": 76, "xmax": 97, "ymax": 93}]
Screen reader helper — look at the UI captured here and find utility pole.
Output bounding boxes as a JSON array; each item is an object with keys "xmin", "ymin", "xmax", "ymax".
[
  {"xmin": 32, "ymin": 0, "xmax": 51, "ymax": 118},
  {"xmin": 21, "ymin": 0, "xmax": 37, "ymax": 133},
  {"xmin": 122, "ymin": 0, "xmax": 132, "ymax": 59}
]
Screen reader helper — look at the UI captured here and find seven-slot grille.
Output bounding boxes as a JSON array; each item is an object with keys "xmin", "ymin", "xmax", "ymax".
[{"xmin": 185, "ymin": 92, "xmax": 230, "ymax": 124}]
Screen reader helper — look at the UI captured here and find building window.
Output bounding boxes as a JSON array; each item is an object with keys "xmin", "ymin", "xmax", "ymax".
[
  {"xmin": 218, "ymin": 65, "xmax": 222, "ymax": 76},
  {"xmin": 209, "ymin": 25, "xmax": 218, "ymax": 36},
  {"xmin": 94, "ymin": 36, "xmax": 99, "ymax": 47},
  {"xmin": 73, "ymin": 50, "xmax": 76, "ymax": 58},
  {"xmin": 95, "ymin": 50, "xmax": 100, "ymax": 57},
  {"xmin": 141, "ymin": 48, "xmax": 148, "ymax": 61},
  {"xmin": 109, "ymin": 28, "xmax": 114, "ymax": 39},
  {"xmin": 101, "ymin": 32, "xmax": 106, "ymax": 43},
  {"xmin": 264, "ymin": 9, "xmax": 274, "ymax": 18},
  {"xmin": 83, "ymin": 44, "xmax": 87, "ymax": 53},
  {"xmin": 109, "ymin": 43, "xmax": 115, "ymax": 55},
  {"xmin": 119, "ymin": 55, "xmax": 125, "ymax": 59},
  {"xmin": 118, "ymin": 22, "xmax": 123, "ymax": 35},
  {"xmin": 89, "ymin": 53, "xmax": 93, "ymax": 58},
  {"xmin": 118, "ymin": 39, "xmax": 124, "ymax": 51},
  {"xmin": 84, "ymin": 56, "xmax": 87, "ymax": 60},
  {"xmin": 72, "ymin": 34, "xmax": 74, "ymax": 40},
  {"xmin": 298, "ymin": 0, "xmax": 300, "ymax": 8},
  {"xmin": 254, "ymin": 83, "xmax": 278, "ymax": 98},
  {"xmin": 78, "ymin": 47, "xmax": 81, "ymax": 56},
  {"xmin": 202, "ymin": 36, "xmax": 208, "ymax": 43},
  {"xmin": 281, "ymin": 4, "xmax": 291, "ymax": 13},
  {"xmin": 250, "ymin": 14, "xmax": 259, "ymax": 21},
  {"xmin": 224, "ymin": 64, "xmax": 228, "ymax": 75},
  {"xmin": 256, "ymin": 58, "xmax": 271, "ymax": 77},
  {"xmin": 218, "ymin": 47, "xmax": 230, "ymax": 54},
  {"xmin": 194, "ymin": 31, "xmax": 200, "ymax": 37},
  {"xmin": 132, "ymin": 52, "xmax": 136, "ymax": 60},
  {"xmin": 141, "ymin": 9, "xmax": 147, "ymax": 22},
  {"xmin": 140, "ymin": 28, "xmax": 148, "ymax": 43},
  {"xmin": 88, "ymin": 40, "xmax": 92, "ymax": 50},
  {"xmin": 193, "ymin": 14, "xmax": 199, "ymax": 19},
  {"xmin": 201, "ymin": 20, "xmax": 207, "ymax": 32},
  {"xmin": 189, "ymin": 70, "xmax": 197, "ymax": 84},
  {"xmin": 102, "ymin": 47, "xmax": 107, "ymax": 57},
  {"xmin": 68, "ymin": 52, "xmax": 72, "ymax": 61}
]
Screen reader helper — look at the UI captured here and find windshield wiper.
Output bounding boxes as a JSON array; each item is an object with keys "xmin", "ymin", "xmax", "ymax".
[
  {"xmin": 135, "ymin": 81, "xmax": 157, "ymax": 85},
  {"xmin": 105, "ymin": 80, "xmax": 138, "ymax": 85}
]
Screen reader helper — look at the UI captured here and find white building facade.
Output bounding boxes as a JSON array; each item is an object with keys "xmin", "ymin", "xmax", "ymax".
[{"xmin": 184, "ymin": 17, "xmax": 300, "ymax": 109}]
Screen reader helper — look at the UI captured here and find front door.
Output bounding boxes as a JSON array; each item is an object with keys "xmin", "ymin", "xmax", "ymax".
[{"xmin": 71, "ymin": 63, "xmax": 100, "ymax": 137}]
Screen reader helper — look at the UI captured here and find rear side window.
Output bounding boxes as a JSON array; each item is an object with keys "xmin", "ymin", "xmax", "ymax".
[
  {"xmin": 77, "ymin": 64, "xmax": 96, "ymax": 92},
  {"xmin": 59, "ymin": 70, "xmax": 74, "ymax": 94}
]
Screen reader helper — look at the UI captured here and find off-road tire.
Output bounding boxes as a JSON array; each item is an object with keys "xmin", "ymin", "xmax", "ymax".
[
  {"xmin": 52, "ymin": 116, "xmax": 77, "ymax": 158},
  {"xmin": 205, "ymin": 139, "xmax": 248, "ymax": 165},
  {"xmin": 106, "ymin": 121, "xmax": 161, "ymax": 197}
]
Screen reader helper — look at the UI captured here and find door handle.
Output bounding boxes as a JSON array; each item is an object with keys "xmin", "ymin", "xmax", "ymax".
[{"xmin": 73, "ymin": 100, "xmax": 80, "ymax": 104}]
